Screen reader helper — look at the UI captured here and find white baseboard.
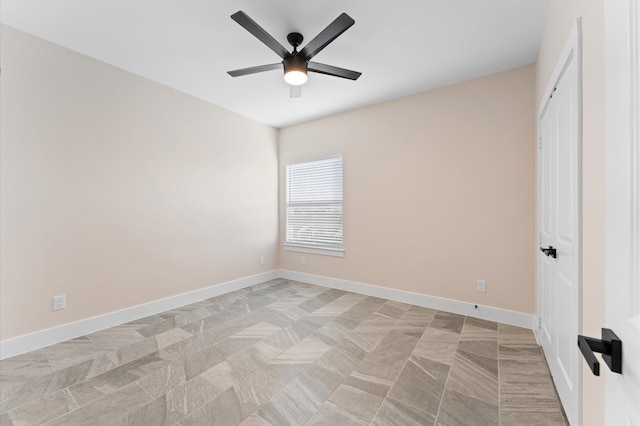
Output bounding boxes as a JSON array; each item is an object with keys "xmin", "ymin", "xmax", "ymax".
[
  {"xmin": 1, "ymin": 268, "xmax": 537, "ymax": 360},
  {"xmin": 0, "ymin": 270, "xmax": 279, "ymax": 360},
  {"xmin": 278, "ymin": 270, "xmax": 537, "ymax": 330}
]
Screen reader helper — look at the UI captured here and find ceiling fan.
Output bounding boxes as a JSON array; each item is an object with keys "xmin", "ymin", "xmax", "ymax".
[{"xmin": 227, "ymin": 11, "xmax": 362, "ymax": 98}]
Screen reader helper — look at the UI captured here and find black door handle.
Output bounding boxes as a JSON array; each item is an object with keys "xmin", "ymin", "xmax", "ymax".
[
  {"xmin": 540, "ymin": 246, "xmax": 557, "ymax": 258},
  {"xmin": 577, "ymin": 328, "xmax": 622, "ymax": 376}
]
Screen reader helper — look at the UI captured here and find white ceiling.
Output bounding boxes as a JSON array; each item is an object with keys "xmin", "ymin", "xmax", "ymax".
[{"xmin": 0, "ymin": 0, "xmax": 549, "ymax": 128}]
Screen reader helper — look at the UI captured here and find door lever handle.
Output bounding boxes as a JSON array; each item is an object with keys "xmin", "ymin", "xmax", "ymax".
[
  {"xmin": 539, "ymin": 246, "xmax": 557, "ymax": 258},
  {"xmin": 577, "ymin": 328, "xmax": 622, "ymax": 376}
]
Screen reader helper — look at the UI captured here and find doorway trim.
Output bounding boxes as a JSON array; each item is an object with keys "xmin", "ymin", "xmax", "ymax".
[
  {"xmin": 604, "ymin": 0, "xmax": 640, "ymax": 423},
  {"xmin": 536, "ymin": 19, "xmax": 583, "ymax": 425}
]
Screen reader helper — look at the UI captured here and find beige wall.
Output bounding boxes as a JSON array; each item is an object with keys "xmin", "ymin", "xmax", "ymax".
[
  {"xmin": 0, "ymin": 26, "xmax": 279, "ymax": 340},
  {"xmin": 535, "ymin": 1, "xmax": 606, "ymax": 424},
  {"xmin": 279, "ymin": 65, "xmax": 536, "ymax": 314}
]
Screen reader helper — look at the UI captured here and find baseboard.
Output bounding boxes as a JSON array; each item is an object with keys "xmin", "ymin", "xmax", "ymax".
[
  {"xmin": 0, "ymin": 270, "xmax": 279, "ymax": 360},
  {"xmin": 278, "ymin": 270, "xmax": 537, "ymax": 330},
  {"xmin": 1, "ymin": 268, "xmax": 538, "ymax": 360}
]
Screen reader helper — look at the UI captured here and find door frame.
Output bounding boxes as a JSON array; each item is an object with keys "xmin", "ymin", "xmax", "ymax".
[
  {"xmin": 604, "ymin": 0, "xmax": 640, "ymax": 423},
  {"xmin": 536, "ymin": 19, "xmax": 583, "ymax": 425}
]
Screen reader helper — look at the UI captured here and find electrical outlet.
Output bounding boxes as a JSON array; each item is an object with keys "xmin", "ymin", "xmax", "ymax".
[
  {"xmin": 52, "ymin": 295, "xmax": 66, "ymax": 311},
  {"xmin": 259, "ymin": 256, "xmax": 265, "ymax": 265},
  {"xmin": 300, "ymin": 256, "xmax": 306, "ymax": 265},
  {"xmin": 476, "ymin": 280, "xmax": 486, "ymax": 293}
]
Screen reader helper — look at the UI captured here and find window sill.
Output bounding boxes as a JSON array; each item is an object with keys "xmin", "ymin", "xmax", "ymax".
[{"xmin": 284, "ymin": 244, "xmax": 345, "ymax": 258}]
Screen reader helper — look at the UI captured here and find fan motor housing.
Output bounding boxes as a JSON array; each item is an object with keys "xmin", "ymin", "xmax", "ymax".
[{"xmin": 284, "ymin": 54, "xmax": 307, "ymax": 74}]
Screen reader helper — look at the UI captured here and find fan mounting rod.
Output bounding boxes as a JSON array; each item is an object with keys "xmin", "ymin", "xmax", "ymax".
[{"xmin": 287, "ymin": 32, "xmax": 304, "ymax": 51}]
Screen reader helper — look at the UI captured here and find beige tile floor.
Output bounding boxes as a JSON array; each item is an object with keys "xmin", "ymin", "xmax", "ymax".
[{"xmin": 0, "ymin": 279, "xmax": 568, "ymax": 425}]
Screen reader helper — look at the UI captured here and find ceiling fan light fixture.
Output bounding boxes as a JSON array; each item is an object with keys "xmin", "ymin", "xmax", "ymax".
[
  {"xmin": 284, "ymin": 70, "xmax": 307, "ymax": 85},
  {"xmin": 284, "ymin": 55, "xmax": 308, "ymax": 85},
  {"xmin": 227, "ymin": 12, "xmax": 361, "ymax": 94}
]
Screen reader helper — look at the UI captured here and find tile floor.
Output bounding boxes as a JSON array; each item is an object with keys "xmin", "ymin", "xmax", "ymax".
[{"xmin": 0, "ymin": 279, "xmax": 568, "ymax": 425}]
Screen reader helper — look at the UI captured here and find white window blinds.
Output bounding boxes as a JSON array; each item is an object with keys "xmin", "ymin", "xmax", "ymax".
[{"xmin": 286, "ymin": 157, "xmax": 343, "ymax": 254}]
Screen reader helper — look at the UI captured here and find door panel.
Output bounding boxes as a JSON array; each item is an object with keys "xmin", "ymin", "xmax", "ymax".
[
  {"xmin": 557, "ymin": 272, "xmax": 574, "ymax": 385},
  {"xmin": 541, "ymin": 259, "xmax": 553, "ymax": 344},
  {"xmin": 537, "ymin": 23, "xmax": 581, "ymax": 424}
]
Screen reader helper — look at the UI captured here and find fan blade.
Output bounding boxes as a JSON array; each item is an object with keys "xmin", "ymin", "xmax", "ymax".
[
  {"xmin": 308, "ymin": 62, "xmax": 361, "ymax": 80},
  {"xmin": 290, "ymin": 85, "xmax": 302, "ymax": 98},
  {"xmin": 227, "ymin": 63, "xmax": 282, "ymax": 77},
  {"xmin": 231, "ymin": 11, "xmax": 290, "ymax": 59},
  {"xmin": 299, "ymin": 13, "xmax": 355, "ymax": 60}
]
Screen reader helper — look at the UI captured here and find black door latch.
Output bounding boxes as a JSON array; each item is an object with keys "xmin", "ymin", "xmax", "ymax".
[
  {"xmin": 540, "ymin": 246, "xmax": 557, "ymax": 258},
  {"xmin": 578, "ymin": 328, "xmax": 622, "ymax": 376}
]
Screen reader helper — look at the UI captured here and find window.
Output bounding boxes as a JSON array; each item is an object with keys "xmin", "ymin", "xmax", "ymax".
[{"xmin": 285, "ymin": 157, "xmax": 344, "ymax": 257}]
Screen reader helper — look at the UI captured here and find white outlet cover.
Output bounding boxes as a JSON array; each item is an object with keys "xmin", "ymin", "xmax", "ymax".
[
  {"xmin": 52, "ymin": 295, "xmax": 66, "ymax": 310},
  {"xmin": 476, "ymin": 280, "xmax": 486, "ymax": 293}
]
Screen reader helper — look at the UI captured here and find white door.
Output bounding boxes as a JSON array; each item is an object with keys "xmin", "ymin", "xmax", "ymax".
[
  {"xmin": 537, "ymin": 22, "xmax": 582, "ymax": 426},
  {"xmin": 604, "ymin": 1, "xmax": 640, "ymax": 424}
]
